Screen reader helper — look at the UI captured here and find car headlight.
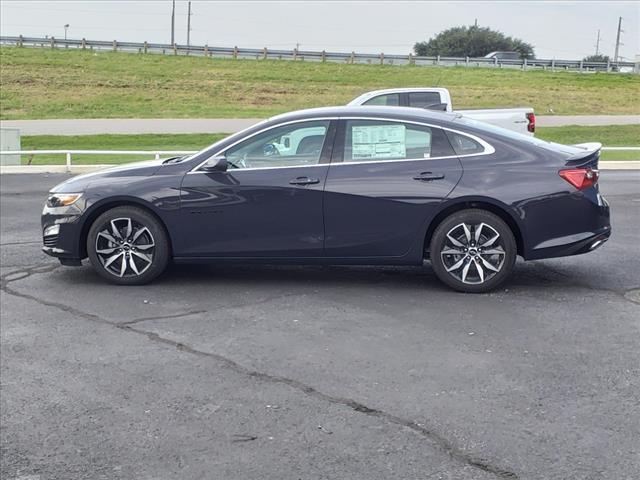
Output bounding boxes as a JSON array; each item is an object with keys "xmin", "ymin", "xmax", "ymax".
[{"xmin": 46, "ymin": 193, "xmax": 82, "ymax": 208}]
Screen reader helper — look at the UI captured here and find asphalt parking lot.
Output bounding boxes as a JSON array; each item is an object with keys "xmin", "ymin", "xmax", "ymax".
[{"xmin": 1, "ymin": 171, "xmax": 639, "ymax": 480}]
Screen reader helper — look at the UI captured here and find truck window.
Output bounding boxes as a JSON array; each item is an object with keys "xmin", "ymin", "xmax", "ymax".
[
  {"xmin": 363, "ymin": 94, "xmax": 400, "ymax": 106},
  {"xmin": 408, "ymin": 92, "xmax": 443, "ymax": 109}
]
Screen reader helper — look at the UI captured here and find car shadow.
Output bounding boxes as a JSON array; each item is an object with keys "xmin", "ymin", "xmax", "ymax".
[{"xmin": 45, "ymin": 254, "xmax": 613, "ymax": 295}]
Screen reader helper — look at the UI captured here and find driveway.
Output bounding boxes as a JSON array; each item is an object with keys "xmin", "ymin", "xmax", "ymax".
[{"xmin": 1, "ymin": 171, "xmax": 639, "ymax": 479}]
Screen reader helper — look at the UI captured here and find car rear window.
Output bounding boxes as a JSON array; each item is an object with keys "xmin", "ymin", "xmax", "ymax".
[
  {"xmin": 453, "ymin": 116, "xmax": 582, "ymax": 155},
  {"xmin": 445, "ymin": 131, "xmax": 485, "ymax": 156}
]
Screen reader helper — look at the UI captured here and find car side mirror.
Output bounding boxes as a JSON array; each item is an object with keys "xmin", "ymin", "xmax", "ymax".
[{"xmin": 202, "ymin": 156, "xmax": 228, "ymax": 172}]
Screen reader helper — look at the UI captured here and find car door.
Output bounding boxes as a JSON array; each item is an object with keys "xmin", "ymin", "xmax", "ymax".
[
  {"xmin": 178, "ymin": 119, "xmax": 336, "ymax": 257},
  {"xmin": 323, "ymin": 118, "xmax": 463, "ymax": 259}
]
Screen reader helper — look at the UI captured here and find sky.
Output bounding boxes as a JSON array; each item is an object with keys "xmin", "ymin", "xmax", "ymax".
[{"xmin": 1, "ymin": 0, "xmax": 638, "ymax": 60}]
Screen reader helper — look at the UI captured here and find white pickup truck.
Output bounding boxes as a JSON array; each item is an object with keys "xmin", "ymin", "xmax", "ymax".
[{"xmin": 348, "ymin": 87, "xmax": 536, "ymax": 136}]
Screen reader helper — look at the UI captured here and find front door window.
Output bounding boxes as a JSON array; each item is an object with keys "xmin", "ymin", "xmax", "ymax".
[{"xmin": 225, "ymin": 121, "xmax": 330, "ymax": 169}]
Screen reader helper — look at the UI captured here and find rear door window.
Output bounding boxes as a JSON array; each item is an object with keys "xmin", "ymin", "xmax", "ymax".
[
  {"xmin": 342, "ymin": 120, "xmax": 454, "ymax": 162},
  {"xmin": 363, "ymin": 94, "xmax": 400, "ymax": 106}
]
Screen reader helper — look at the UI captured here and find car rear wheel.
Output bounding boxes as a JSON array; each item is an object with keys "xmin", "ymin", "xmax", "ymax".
[
  {"xmin": 87, "ymin": 206, "xmax": 170, "ymax": 285},
  {"xmin": 430, "ymin": 209, "xmax": 516, "ymax": 293}
]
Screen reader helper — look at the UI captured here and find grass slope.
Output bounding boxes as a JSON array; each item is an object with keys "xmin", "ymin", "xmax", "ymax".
[
  {"xmin": 19, "ymin": 126, "xmax": 639, "ymax": 164},
  {"xmin": 2, "ymin": 47, "xmax": 639, "ymax": 120}
]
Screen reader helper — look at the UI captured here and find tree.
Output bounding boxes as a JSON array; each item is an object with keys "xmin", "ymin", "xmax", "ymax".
[
  {"xmin": 583, "ymin": 54, "xmax": 610, "ymax": 63},
  {"xmin": 414, "ymin": 26, "xmax": 535, "ymax": 59}
]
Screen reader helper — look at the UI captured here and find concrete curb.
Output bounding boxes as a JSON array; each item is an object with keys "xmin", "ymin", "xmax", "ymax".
[{"xmin": 1, "ymin": 162, "xmax": 639, "ymax": 175}]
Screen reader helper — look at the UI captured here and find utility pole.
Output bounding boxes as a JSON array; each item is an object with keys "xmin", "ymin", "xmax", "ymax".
[
  {"xmin": 64, "ymin": 24, "xmax": 69, "ymax": 40},
  {"xmin": 187, "ymin": 1, "xmax": 192, "ymax": 46},
  {"xmin": 474, "ymin": 18, "xmax": 478, "ymax": 28},
  {"xmin": 613, "ymin": 16, "xmax": 623, "ymax": 63},
  {"xmin": 171, "ymin": 0, "xmax": 175, "ymax": 45},
  {"xmin": 594, "ymin": 29, "xmax": 600, "ymax": 56}
]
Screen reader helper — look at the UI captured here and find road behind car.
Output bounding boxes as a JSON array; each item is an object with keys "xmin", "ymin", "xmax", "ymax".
[{"xmin": 1, "ymin": 172, "xmax": 639, "ymax": 479}]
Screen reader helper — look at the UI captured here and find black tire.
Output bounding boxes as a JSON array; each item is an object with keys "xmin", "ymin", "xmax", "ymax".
[
  {"xmin": 429, "ymin": 209, "xmax": 516, "ymax": 293},
  {"xmin": 87, "ymin": 206, "xmax": 170, "ymax": 285}
]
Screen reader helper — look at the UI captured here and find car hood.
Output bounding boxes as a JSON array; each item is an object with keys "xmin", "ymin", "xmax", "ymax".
[{"xmin": 50, "ymin": 159, "xmax": 166, "ymax": 193}]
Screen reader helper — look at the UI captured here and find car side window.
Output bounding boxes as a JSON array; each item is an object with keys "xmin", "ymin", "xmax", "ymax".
[
  {"xmin": 343, "ymin": 120, "xmax": 454, "ymax": 162},
  {"xmin": 445, "ymin": 131, "xmax": 485, "ymax": 156},
  {"xmin": 225, "ymin": 120, "xmax": 330, "ymax": 169},
  {"xmin": 407, "ymin": 92, "xmax": 443, "ymax": 109},
  {"xmin": 363, "ymin": 94, "xmax": 400, "ymax": 106}
]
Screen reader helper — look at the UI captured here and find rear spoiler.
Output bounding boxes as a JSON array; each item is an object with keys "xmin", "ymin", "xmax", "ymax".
[{"xmin": 565, "ymin": 142, "xmax": 602, "ymax": 168}]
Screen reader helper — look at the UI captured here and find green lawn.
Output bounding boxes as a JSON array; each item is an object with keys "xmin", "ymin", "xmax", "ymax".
[
  {"xmin": 19, "ymin": 125, "xmax": 638, "ymax": 164},
  {"xmin": 19, "ymin": 133, "xmax": 227, "ymax": 164},
  {"xmin": 2, "ymin": 47, "xmax": 639, "ymax": 120},
  {"xmin": 536, "ymin": 125, "xmax": 640, "ymax": 160}
]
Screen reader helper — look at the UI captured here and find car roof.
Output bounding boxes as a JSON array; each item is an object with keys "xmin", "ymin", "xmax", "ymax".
[{"xmin": 267, "ymin": 105, "xmax": 458, "ymax": 125}]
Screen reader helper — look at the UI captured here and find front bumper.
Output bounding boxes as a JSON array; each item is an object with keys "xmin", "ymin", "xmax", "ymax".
[{"xmin": 41, "ymin": 203, "xmax": 85, "ymax": 265}]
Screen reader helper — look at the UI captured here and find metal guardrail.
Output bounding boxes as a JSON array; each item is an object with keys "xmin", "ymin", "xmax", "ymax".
[
  {"xmin": 0, "ymin": 150, "xmax": 197, "ymax": 172},
  {"xmin": 1, "ymin": 36, "xmax": 638, "ymax": 73},
  {"xmin": 1, "ymin": 148, "xmax": 638, "ymax": 173}
]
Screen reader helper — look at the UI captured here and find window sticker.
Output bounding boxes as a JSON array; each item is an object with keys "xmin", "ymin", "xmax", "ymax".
[{"xmin": 352, "ymin": 124, "xmax": 406, "ymax": 160}]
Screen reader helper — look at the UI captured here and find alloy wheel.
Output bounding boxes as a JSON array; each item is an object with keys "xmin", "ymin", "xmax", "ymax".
[
  {"xmin": 95, "ymin": 217, "xmax": 155, "ymax": 278},
  {"xmin": 440, "ymin": 222, "xmax": 506, "ymax": 285}
]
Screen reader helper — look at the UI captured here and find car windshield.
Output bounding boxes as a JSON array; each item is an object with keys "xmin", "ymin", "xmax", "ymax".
[{"xmin": 452, "ymin": 115, "xmax": 582, "ymax": 154}]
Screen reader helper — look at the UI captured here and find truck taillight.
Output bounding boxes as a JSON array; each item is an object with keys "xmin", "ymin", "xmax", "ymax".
[
  {"xmin": 559, "ymin": 168, "xmax": 599, "ymax": 190},
  {"xmin": 526, "ymin": 112, "xmax": 536, "ymax": 133}
]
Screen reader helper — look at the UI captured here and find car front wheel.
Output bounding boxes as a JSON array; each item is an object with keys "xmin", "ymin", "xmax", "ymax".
[
  {"xmin": 87, "ymin": 206, "xmax": 170, "ymax": 285},
  {"xmin": 430, "ymin": 209, "xmax": 516, "ymax": 293}
]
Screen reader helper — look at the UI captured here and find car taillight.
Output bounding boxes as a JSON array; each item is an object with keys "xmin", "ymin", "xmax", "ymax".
[
  {"xmin": 526, "ymin": 112, "xmax": 536, "ymax": 133},
  {"xmin": 559, "ymin": 168, "xmax": 599, "ymax": 190}
]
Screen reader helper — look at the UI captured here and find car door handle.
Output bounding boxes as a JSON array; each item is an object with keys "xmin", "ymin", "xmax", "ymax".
[
  {"xmin": 289, "ymin": 176, "xmax": 320, "ymax": 185},
  {"xmin": 413, "ymin": 172, "xmax": 445, "ymax": 181}
]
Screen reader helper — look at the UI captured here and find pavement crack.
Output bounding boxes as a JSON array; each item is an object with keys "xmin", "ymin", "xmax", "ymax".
[
  {"xmin": 1, "ymin": 263, "xmax": 519, "ymax": 479},
  {"xmin": 120, "ymin": 324, "xmax": 518, "ymax": 479},
  {"xmin": 121, "ymin": 310, "xmax": 207, "ymax": 325}
]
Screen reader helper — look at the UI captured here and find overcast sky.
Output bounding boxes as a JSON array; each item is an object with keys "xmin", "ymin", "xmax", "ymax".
[{"xmin": 1, "ymin": 1, "xmax": 638, "ymax": 60}]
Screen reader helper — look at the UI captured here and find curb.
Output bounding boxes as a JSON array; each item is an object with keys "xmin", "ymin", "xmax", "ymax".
[{"xmin": 1, "ymin": 162, "xmax": 639, "ymax": 175}]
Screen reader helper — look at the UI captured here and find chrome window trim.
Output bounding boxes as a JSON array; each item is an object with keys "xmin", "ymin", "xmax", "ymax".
[{"xmin": 188, "ymin": 116, "xmax": 494, "ymax": 174}]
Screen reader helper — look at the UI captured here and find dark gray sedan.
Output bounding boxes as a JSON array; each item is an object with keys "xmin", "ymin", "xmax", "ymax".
[{"xmin": 42, "ymin": 106, "xmax": 610, "ymax": 292}]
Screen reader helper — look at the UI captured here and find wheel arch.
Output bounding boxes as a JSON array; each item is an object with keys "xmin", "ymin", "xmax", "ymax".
[
  {"xmin": 423, "ymin": 197, "xmax": 525, "ymax": 257},
  {"xmin": 78, "ymin": 197, "xmax": 173, "ymax": 259}
]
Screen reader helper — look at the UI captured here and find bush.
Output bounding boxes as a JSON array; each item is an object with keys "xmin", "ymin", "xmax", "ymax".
[
  {"xmin": 583, "ymin": 54, "xmax": 610, "ymax": 63},
  {"xmin": 414, "ymin": 26, "xmax": 535, "ymax": 59}
]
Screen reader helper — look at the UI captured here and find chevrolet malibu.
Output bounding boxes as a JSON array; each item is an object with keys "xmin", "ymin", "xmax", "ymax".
[{"xmin": 42, "ymin": 106, "xmax": 610, "ymax": 293}]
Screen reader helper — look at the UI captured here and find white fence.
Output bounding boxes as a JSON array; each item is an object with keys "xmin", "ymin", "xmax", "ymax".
[
  {"xmin": 1, "ymin": 35, "xmax": 638, "ymax": 73},
  {"xmin": 1, "ymin": 148, "xmax": 639, "ymax": 173}
]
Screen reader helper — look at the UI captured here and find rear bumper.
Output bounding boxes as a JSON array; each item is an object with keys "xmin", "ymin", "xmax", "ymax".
[{"xmin": 526, "ymin": 226, "xmax": 611, "ymax": 260}]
